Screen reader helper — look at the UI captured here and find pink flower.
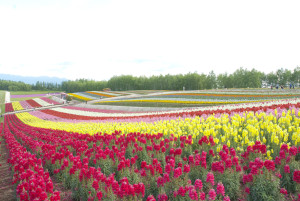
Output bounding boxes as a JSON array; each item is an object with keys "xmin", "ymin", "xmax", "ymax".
[
  {"xmin": 97, "ymin": 191, "xmax": 103, "ymax": 200},
  {"xmin": 243, "ymin": 174, "xmax": 253, "ymax": 184},
  {"xmin": 280, "ymin": 188, "xmax": 287, "ymax": 195},
  {"xmin": 188, "ymin": 187, "xmax": 198, "ymax": 200},
  {"xmin": 289, "ymin": 146, "xmax": 298, "ymax": 156},
  {"xmin": 293, "ymin": 170, "xmax": 300, "ymax": 183},
  {"xmin": 208, "ymin": 189, "xmax": 216, "ymax": 200},
  {"xmin": 223, "ymin": 196, "xmax": 231, "ymax": 201},
  {"xmin": 209, "ymin": 149, "xmax": 215, "ymax": 157},
  {"xmin": 92, "ymin": 180, "xmax": 99, "ymax": 191},
  {"xmin": 206, "ymin": 172, "xmax": 215, "ymax": 186},
  {"xmin": 284, "ymin": 165, "xmax": 290, "ymax": 173},
  {"xmin": 146, "ymin": 195, "xmax": 156, "ymax": 201},
  {"xmin": 199, "ymin": 192, "xmax": 206, "ymax": 200},
  {"xmin": 194, "ymin": 179, "xmax": 203, "ymax": 190},
  {"xmin": 174, "ymin": 167, "xmax": 182, "ymax": 178},
  {"xmin": 158, "ymin": 193, "xmax": 168, "ymax": 201},
  {"xmin": 264, "ymin": 160, "xmax": 275, "ymax": 171},
  {"xmin": 217, "ymin": 182, "xmax": 225, "ymax": 196},
  {"xmin": 183, "ymin": 164, "xmax": 190, "ymax": 173},
  {"xmin": 245, "ymin": 187, "xmax": 250, "ymax": 194}
]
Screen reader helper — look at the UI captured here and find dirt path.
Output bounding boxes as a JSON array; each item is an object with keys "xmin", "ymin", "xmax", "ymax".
[{"xmin": 0, "ymin": 140, "xmax": 15, "ymax": 201}]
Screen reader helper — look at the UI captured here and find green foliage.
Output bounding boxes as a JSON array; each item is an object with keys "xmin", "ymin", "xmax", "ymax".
[
  {"xmin": 144, "ymin": 176, "xmax": 159, "ymax": 199},
  {"xmin": 0, "ymin": 80, "xmax": 32, "ymax": 91},
  {"xmin": 280, "ymin": 160, "xmax": 300, "ymax": 193},
  {"xmin": 99, "ymin": 158, "xmax": 114, "ymax": 176},
  {"xmin": 215, "ymin": 170, "xmax": 242, "ymax": 201},
  {"xmin": 248, "ymin": 173, "xmax": 284, "ymax": 201}
]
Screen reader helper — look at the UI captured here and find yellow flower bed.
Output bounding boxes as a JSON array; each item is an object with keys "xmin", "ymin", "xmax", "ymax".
[
  {"xmin": 68, "ymin": 93, "xmax": 93, "ymax": 101},
  {"xmin": 15, "ymin": 108, "xmax": 300, "ymax": 160},
  {"xmin": 12, "ymin": 102, "xmax": 24, "ymax": 111}
]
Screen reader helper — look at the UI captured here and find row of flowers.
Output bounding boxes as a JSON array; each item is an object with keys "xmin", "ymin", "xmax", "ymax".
[
  {"xmin": 10, "ymin": 97, "xmax": 61, "ymax": 112},
  {"xmin": 18, "ymin": 98, "xmax": 299, "ymax": 120},
  {"xmin": 86, "ymin": 91, "xmax": 128, "ymax": 97},
  {"xmin": 96, "ymin": 98, "xmax": 264, "ymax": 105},
  {"xmin": 67, "ymin": 90, "xmax": 131, "ymax": 101},
  {"xmin": 2, "ymin": 119, "xmax": 60, "ymax": 201},
  {"xmin": 148, "ymin": 93, "xmax": 300, "ymax": 101},
  {"xmin": 163, "ymin": 89, "xmax": 300, "ymax": 95},
  {"xmin": 3, "ymin": 112, "xmax": 300, "ymax": 200},
  {"xmin": 10, "ymin": 93, "xmax": 61, "ymax": 99},
  {"xmin": 68, "ymin": 93, "xmax": 93, "ymax": 101}
]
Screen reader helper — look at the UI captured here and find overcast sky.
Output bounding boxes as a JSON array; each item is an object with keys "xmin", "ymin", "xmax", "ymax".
[{"xmin": 0, "ymin": 0, "xmax": 300, "ymax": 81}]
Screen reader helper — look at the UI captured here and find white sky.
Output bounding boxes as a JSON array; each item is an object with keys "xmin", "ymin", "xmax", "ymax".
[{"xmin": 0, "ymin": 0, "xmax": 300, "ymax": 81}]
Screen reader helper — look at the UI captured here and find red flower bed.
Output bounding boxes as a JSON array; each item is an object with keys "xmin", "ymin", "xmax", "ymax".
[
  {"xmin": 2, "ymin": 113, "xmax": 300, "ymax": 201},
  {"xmin": 26, "ymin": 99, "xmax": 42, "ymax": 108}
]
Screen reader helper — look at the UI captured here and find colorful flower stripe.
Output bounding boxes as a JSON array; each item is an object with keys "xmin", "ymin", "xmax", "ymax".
[
  {"xmin": 10, "ymin": 93, "xmax": 61, "ymax": 98},
  {"xmin": 86, "ymin": 91, "xmax": 116, "ymax": 98},
  {"xmin": 74, "ymin": 92, "xmax": 96, "ymax": 100},
  {"xmin": 33, "ymin": 97, "xmax": 59, "ymax": 107},
  {"xmin": 80, "ymin": 92, "xmax": 103, "ymax": 99},
  {"xmin": 12, "ymin": 102, "xmax": 24, "ymax": 111},
  {"xmin": 20, "ymin": 100, "xmax": 34, "ymax": 110},
  {"xmin": 29, "ymin": 109, "xmax": 186, "ymax": 123},
  {"xmin": 68, "ymin": 93, "xmax": 93, "ymax": 101},
  {"xmin": 63, "ymin": 106, "xmax": 135, "ymax": 113},
  {"xmin": 35, "ymin": 98, "xmax": 300, "ymax": 120},
  {"xmin": 108, "ymin": 91, "xmax": 131, "ymax": 95},
  {"xmin": 92, "ymin": 91, "xmax": 124, "ymax": 96},
  {"xmin": 164, "ymin": 92, "xmax": 300, "ymax": 98},
  {"xmin": 40, "ymin": 97, "xmax": 61, "ymax": 105},
  {"xmin": 141, "ymin": 94, "xmax": 300, "ymax": 101},
  {"xmin": 96, "ymin": 99, "xmax": 264, "ymax": 105},
  {"xmin": 5, "ymin": 103, "xmax": 14, "ymax": 112},
  {"xmin": 26, "ymin": 99, "xmax": 42, "ymax": 108},
  {"xmin": 173, "ymin": 89, "xmax": 300, "ymax": 95}
]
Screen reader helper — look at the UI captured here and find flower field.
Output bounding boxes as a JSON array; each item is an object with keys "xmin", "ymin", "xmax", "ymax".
[
  {"xmin": 68, "ymin": 91, "xmax": 130, "ymax": 101},
  {"xmin": 1, "ymin": 91, "xmax": 300, "ymax": 200},
  {"xmin": 95, "ymin": 90, "xmax": 300, "ymax": 107}
]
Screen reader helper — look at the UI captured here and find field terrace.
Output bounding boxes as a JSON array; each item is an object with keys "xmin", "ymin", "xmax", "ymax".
[{"xmin": 2, "ymin": 92, "xmax": 300, "ymax": 201}]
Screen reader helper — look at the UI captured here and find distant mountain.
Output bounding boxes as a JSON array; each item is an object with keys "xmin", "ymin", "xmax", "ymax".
[{"xmin": 0, "ymin": 73, "xmax": 68, "ymax": 85}]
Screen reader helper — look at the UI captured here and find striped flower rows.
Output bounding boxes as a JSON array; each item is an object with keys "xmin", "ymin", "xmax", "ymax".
[
  {"xmin": 94, "ymin": 90, "xmax": 300, "ymax": 105},
  {"xmin": 10, "ymin": 97, "xmax": 61, "ymax": 111},
  {"xmin": 68, "ymin": 91, "xmax": 130, "ymax": 101},
  {"xmin": 4, "ymin": 99, "xmax": 300, "ymax": 200}
]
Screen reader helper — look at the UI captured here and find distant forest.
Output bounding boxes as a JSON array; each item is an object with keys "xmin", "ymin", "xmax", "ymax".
[{"xmin": 1, "ymin": 67, "xmax": 300, "ymax": 92}]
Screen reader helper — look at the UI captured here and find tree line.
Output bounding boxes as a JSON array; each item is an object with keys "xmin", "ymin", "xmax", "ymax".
[
  {"xmin": 1, "ymin": 67, "xmax": 300, "ymax": 92},
  {"xmin": 61, "ymin": 67, "xmax": 300, "ymax": 92}
]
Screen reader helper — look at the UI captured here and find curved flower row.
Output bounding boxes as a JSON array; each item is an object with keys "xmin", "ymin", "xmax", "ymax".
[
  {"xmin": 96, "ymin": 98, "xmax": 265, "ymax": 105},
  {"xmin": 68, "ymin": 93, "xmax": 93, "ymax": 101},
  {"xmin": 2, "ymin": 118, "xmax": 60, "ymax": 201},
  {"xmin": 40, "ymin": 97, "xmax": 61, "ymax": 105},
  {"xmin": 10, "ymin": 93, "xmax": 61, "ymax": 99}
]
